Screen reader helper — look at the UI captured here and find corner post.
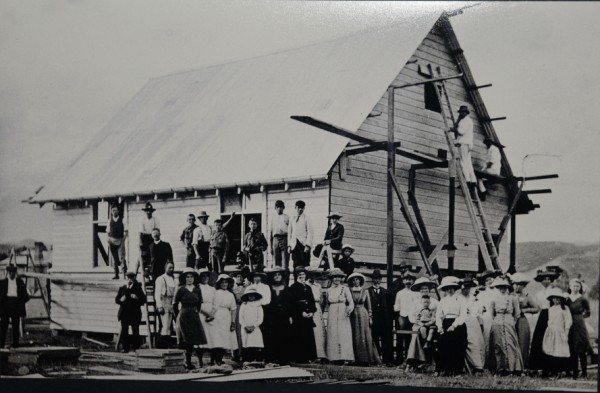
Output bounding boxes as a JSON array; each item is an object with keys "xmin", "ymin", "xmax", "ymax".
[{"xmin": 387, "ymin": 87, "xmax": 395, "ymax": 286}]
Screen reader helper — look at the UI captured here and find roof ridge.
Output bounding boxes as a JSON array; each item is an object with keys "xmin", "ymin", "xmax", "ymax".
[{"xmin": 149, "ymin": 12, "xmax": 443, "ymax": 81}]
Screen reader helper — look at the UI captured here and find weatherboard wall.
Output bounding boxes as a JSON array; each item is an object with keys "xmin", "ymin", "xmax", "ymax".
[{"xmin": 329, "ymin": 27, "xmax": 511, "ymax": 272}]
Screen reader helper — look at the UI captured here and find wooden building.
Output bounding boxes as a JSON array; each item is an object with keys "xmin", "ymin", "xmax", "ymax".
[{"xmin": 27, "ymin": 13, "xmax": 539, "ymax": 334}]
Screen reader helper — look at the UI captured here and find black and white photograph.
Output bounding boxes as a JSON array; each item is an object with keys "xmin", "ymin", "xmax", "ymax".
[{"xmin": 0, "ymin": 1, "xmax": 598, "ymax": 391}]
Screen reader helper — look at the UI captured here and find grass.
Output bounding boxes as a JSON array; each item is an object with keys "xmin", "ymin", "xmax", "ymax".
[{"xmin": 298, "ymin": 363, "xmax": 598, "ymax": 391}]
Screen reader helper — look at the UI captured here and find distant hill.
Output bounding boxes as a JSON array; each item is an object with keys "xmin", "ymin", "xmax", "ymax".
[{"xmin": 516, "ymin": 241, "xmax": 598, "ymax": 278}]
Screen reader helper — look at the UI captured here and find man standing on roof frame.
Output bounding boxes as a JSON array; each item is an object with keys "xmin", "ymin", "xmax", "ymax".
[
  {"xmin": 107, "ymin": 203, "xmax": 128, "ymax": 280},
  {"xmin": 269, "ymin": 200, "xmax": 290, "ymax": 269},
  {"xmin": 193, "ymin": 211, "xmax": 235, "ymax": 270}
]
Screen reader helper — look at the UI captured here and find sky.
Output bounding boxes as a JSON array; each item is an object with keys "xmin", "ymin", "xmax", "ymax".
[{"xmin": 0, "ymin": 1, "xmax": 599, "ymax": 245}]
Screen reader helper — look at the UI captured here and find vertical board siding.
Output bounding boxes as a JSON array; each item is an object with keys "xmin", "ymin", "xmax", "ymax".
[
  {"xmin": 52, "ymin": 207, "xmax": 93, "ymax": 272},
  {"xmin": 127, "ymin": 197, "xmax": 218, "ymax": 271},
  {"xmin": 265, "ymin": 187, "xmax": 329, "ymax": 266},
  {"xmin": 330, "ymin": 28, "xmax": 511, "ymax": 272}
]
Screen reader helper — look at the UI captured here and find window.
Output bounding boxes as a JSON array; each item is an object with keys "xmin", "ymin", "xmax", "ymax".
[{"xmin": 424, "ymin": 82, "xmax": 442, "ymax": 113}]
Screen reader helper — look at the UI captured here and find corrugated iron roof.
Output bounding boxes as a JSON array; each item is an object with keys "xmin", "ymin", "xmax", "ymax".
[{"xmin": 32, "ymin": 12, "xmax": 442, "ymax": 203}]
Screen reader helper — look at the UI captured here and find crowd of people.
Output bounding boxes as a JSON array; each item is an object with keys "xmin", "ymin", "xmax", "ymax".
[{"xmin": 113, "ymin": 219, "xmax": 594, "ymax": 380}]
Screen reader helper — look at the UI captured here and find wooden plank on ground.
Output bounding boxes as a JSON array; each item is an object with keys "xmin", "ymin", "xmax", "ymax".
[{"xmin": 198, "ymin": 367, "xmax": 313, "ymax": 382}]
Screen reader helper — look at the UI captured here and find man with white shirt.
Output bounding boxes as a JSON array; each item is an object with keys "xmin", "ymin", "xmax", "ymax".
[
  {"xmin": 478, "ymin": 138, "xmax": 503, "ymax": 198},
  {"xmin": 269, "ymin": 200, "xmax": 290, "ymax": 269},
  {"xmin": 107, "ymin": 204, "xmax": 128, "ymax": 279},
  {"xmin": 0, "ymin": 265, "xmax": 30, "ymax": 348},
  {"xmin": 394, "ymin": 273, "xmax": 417, "ymax": 364},
  {"xmin": 287, "ymin": 200, "xmax": 313, "ymax": 269},
  {"xmin": 139, "ymin": 202, "xmax": 160, "ymax": 275},
  {"xmin": 154, "ymin": 262, "xmax": 176, "ymax": 343},
  {"xmin": 452, "ymin": 105, "xmax": 477, "ymax": 196}
]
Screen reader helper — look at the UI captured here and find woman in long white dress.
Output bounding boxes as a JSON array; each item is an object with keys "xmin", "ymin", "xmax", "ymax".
[
  {"xmin": 208, "ymin": 274, "xmax": 238, "ymax": 365},
  {"xmin": 197, "ymin": 269, "xmax": 215, "ymax": 363},
  {"xmin": 325, "ymin": 268, "xmax": 354, "ymax": 364},
  {"xmin": 459, "ymin": 278, "xmax": 485, "ymax": 372}
]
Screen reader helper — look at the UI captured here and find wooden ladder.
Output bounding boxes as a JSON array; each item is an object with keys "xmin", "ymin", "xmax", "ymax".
[
  {"xmin": 141, "ymin": 274, "xmax": 157, "ymax": 349},
  {"xmin": 433, "ymin": 78, "xmax": 500, "ymax": 272}
]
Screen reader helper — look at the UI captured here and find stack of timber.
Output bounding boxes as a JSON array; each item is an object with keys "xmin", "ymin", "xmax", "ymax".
[
  {"xmin": 135, "ymin": 349, "xmax": 185, "ymax": 373},
  {"xmin": 80, "ymin": 350, "xmax": 138, "ymax": 367},
  {"xmin": 7, "ymin": 346, "xmax": 80, "ymax": 367}
]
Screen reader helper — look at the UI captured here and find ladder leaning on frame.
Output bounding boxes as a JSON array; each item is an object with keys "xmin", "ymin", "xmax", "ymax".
[{"xmin": 432, "ymin": 76, "xmax": 501, "ymax": 272}]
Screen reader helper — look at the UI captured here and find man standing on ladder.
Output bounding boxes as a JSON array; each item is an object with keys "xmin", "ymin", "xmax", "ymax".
[{"xmin": 452, "ymin": 105, "xmax": 477, "ymax": 197}]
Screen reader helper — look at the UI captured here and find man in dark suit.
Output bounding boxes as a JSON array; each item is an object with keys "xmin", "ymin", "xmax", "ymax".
[
  {"xmin": 149, "ymin": 228, "xmax": 173, "ymax": 281},
  {"xmin": 323, "ymin": 212, "xmax": 344, "ymax": 266},
  {"xmin": 368, "ymin": 269, "xmax": 393, "ymax": 365},
  {"xmin": 115, "ymin": 272, "xmax": 146, "ymax": 353},
  {"xmin": 0, "ymin": 265, "xmax": 30, "ymax": 348}
]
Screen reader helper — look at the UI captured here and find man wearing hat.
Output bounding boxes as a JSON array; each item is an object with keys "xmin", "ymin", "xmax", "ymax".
[
  {"xmin": 287, "ymin": 200, "xmax": 314, "ymax": 269},
  {"xmin": 115, "ymin": 272, "xmax": 146, "ymax": 353},
  {"xmin": 209, "ymin": 218, "xmax": 230, "ymax": 273},
  {"xmin": 452, "ymin": 105, "xmax": 477, "ymax": 195},
  {"xmin": 107, "ymin": 204, "xmax": 128, "ymax": 280},
  {"xmin": 269, "ymin": 200, "xmax": 290, "ymax": 269},
  {"xmin": 193, "ymin": 212, "xmax": 235, "ymax": 270},
  {"xmin": 154, "ymin": 261, "xmax": 176, "ymax": 344},
  {"xmin": 180, "ymin": 214, "xmax": 198, "ymax": 268},
  {"xmin": 139, "ymin": 202, "xmax": 160, "ymax": 274},
  {"xmin": 322, "ymin": 212, "xmax": 344, "ymax": 266},
  {"xmin": 243, "ymin": 217, "xmax": 268, "ymax": 272},
  {"xmin": 0, "ymin": 265, "xmax": 30, "ymax": 348},
  {"xmin": 368, "ymin": 269, "xmax": 393, "ymax": 365}
]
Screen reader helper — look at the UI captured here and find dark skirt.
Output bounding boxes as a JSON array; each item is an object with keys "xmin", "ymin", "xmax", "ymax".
[
  {"xmin": 290, "ymin": 318, "xmax": 317, "ymax": 363},
  {"xmin": 529, "ymin": 309, "xmax": 549, "ymax": 370},
  {"xmin": 176, "ymin": 306, "xmax": 207, "ymax": 346},
  {"xmin": 515, "ymin": 315, "xmax": 531, "ymax": 369},
  {"xmin": 437, "ymin": 318, "xmax": 467, "ymax": 374},
  {"xmin": 264, "ymin": 319, "xmax": 292, "ymax": 365},
  {"xmin": 569, "ymin": 314, "xmax": 593, "ymax": 355}
]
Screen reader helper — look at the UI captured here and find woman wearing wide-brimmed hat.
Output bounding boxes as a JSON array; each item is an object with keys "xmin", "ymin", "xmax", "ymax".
[
  {"xmin": 510, "ymin": 272, "xmax": 539, "ymax": 370},
  {"xmin": 173, "ymin": 267, "xmax": 207, "ymax": 370},
  {"xmin": 435, "ymin": 276, "xmax": 468, "ymax": 376},
  {"xmin": 529, "ymin": 269, "xmax": 560, "ymax": 371},
  {"xmin": 347, "ymin": 272, "xmax": 380, "ymax": 365},
  {"xmin": 458, "ymin": 278, "xmax": 485, "ymax": 372},
  {"xmin": 263, "ymin": 266, "xmax": 292, "ymax": 365},
  {"xmin": 474, "ymin": 269, "xmax": 502, "ymax": 366},
  {"xmin": 322, "ymin": 212, "xmax": 345, "ymax": 267},
  {"xmin": 405, "ymin": 277, "xmax": 438, "ymax": 369},
  {"xmin": 206, "ymin": 274, "xmax": 238, "ymax": 365},
  {"xmin": 306, "ymin": 266, "xmax": 327, "ymax": 361},
  {"xmin": 325, "ymin": 268, "xmax": 354, "ymax": 364},
  {"xmin": 566, "ymin": 278, "xmax": 593, "ymax": 379},
  {"xmin": 487, "ymin": 276, "xmax": 524, "ymax": 375},
  {"xmin": 542, "ymin": 288, "xmax": 572, "ymax": 377},
  {"xmin": 288, "ymin": 266, "xmax": 318, "ymax": 363}
]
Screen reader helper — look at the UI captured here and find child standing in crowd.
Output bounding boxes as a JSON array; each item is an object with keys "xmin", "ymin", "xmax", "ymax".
[
  {"xmin": 542, "ymin": 288, "xmax": 572, "ymax": 377},
  {"xmin": 239, "ymin": 287, "xmax": 265, "ymax": 362},
  {"xmin": 415, "ymin": 295, "xmax": 436, "ymax": 348},
  {"xmin": 243, "ymin": 218, "xmax": 268, "ymax": 272}
]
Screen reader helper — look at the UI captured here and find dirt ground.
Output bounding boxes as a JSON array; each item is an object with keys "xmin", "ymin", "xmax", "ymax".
[{"xmin": 2, "ymin": 321, "xmax": 597, "ymax": 391}]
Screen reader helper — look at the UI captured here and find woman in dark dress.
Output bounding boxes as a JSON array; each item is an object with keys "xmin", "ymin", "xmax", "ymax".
[
  {"xmin": 435, "ymin": 276, "xmax": 468, "ymax": 376},
  {"xmin": 287, "ymin": 266, "xmax": 317, "ymax": 363},
  {"xmin": 263, "ymin": 266, "xmax": 292, "ymax": 365},
  {"xmin": 173, "ymin": 267, "xmax": 207, "ymax": 370},
  {"xmin": 567, "ymin": 279, "xmax": 593, "ymax": 379},
  {"xmin": 529, "ymin": 269, "xmax": 559, "ymax": 372}
]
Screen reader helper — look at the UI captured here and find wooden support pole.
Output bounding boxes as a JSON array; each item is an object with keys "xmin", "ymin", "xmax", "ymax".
[
  {"xmin": 509, "ymin": 213, "xmax": 516, "ymax": 274},
  {"xmin": 92, "ymin": 202, "xmax": 99, "ymax": 268},
  {"xmin": 523, "ymin": 189, "xmax": 552, "ymax": 195},
  {"xmin": 467, "ymin": 84, "xmax": 492, "ymax": 91},
  {"xmin": 387, "ymin": 87, "xmax": 395, "ymax": 287}
]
